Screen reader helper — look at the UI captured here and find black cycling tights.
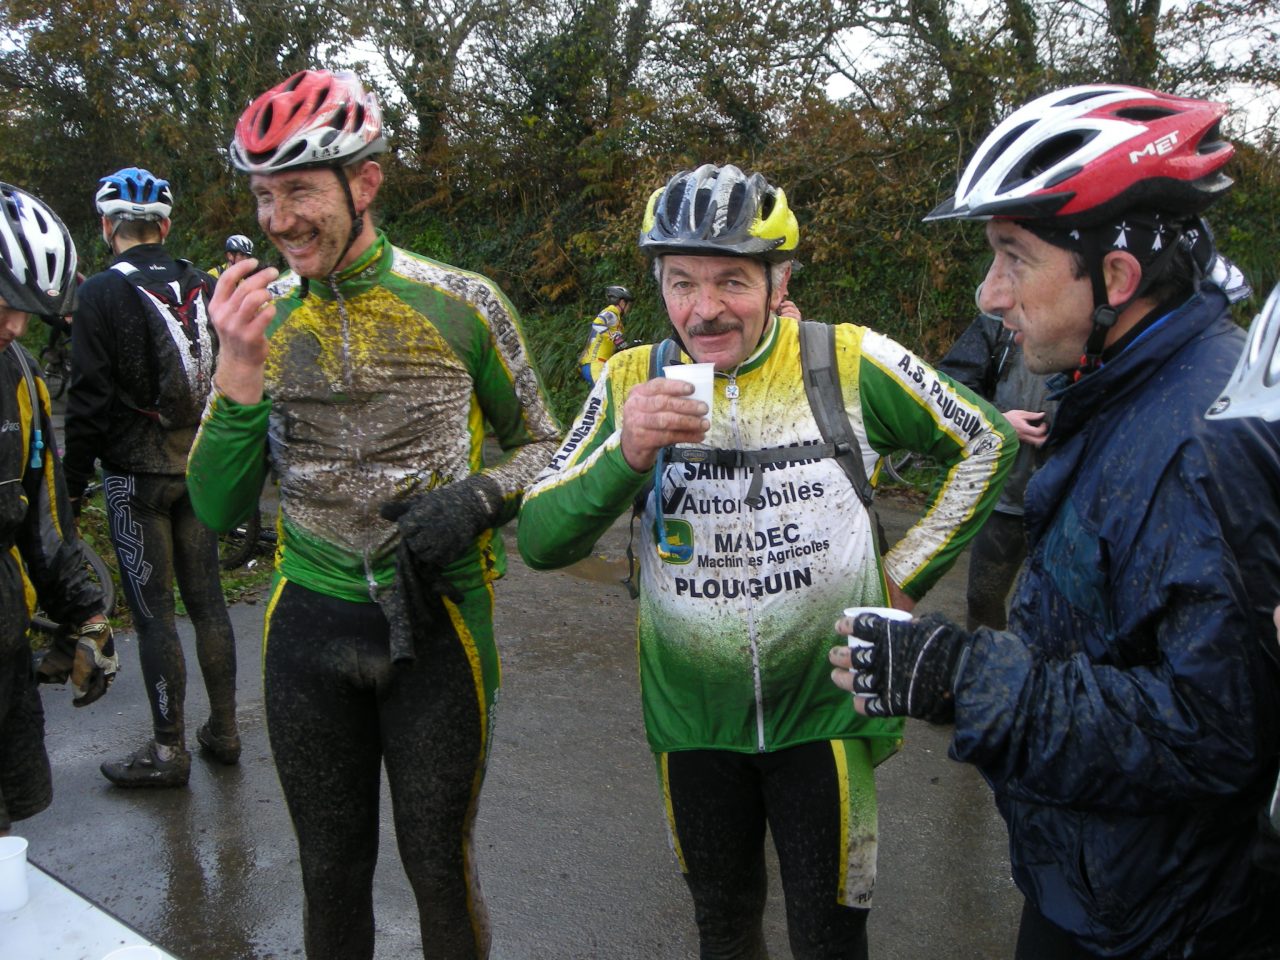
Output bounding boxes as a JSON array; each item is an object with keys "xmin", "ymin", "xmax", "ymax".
[
  {"xmin": 263, "ymin": 579, "xmax": 493, "ymax": 960},
  {"xmin": 663, "ymin": 741, "xmax": 873, "ymax": 960},
  {"xmin": 105, "ymin": 471, "xmax": 236, "ymax": 746}
]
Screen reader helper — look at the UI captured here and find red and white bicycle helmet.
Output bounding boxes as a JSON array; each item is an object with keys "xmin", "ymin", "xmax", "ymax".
[
  {"xmin": 0, "ymin": 182, "xmax": 78, "ymax": 316},
  {"xmin": 230, "ymin": 69, "xmax": 386, "ymax": 174},
  {"xmin": 926, "ymin": 85, "xmax": 1234, "ymax": 227}
]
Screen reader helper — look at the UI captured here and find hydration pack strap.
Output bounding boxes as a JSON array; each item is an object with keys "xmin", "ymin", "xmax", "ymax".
[
  {"xmin": 11, "ymin": 347, "xmax": 45, "ymax": 470},
  {"xmin": 798, "ymin": 320, "xmax": 874, "ymax": 507}
]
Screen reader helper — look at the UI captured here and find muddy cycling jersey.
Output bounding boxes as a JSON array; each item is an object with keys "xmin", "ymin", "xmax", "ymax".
[
  {"xmin": 520, "ymin": 315, "xmax": 1015, "ymax": 755},
  {"xmin": 187, "ymin": 232, "xmax": 561, "ymax": 603}
]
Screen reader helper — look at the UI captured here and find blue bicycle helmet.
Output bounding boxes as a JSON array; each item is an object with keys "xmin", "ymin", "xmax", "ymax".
[{"xmin": 94, "ymin": 167, "xmax": 174, "ymax": 221}]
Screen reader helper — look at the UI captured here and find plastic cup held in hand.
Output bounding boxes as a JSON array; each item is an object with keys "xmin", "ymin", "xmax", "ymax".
[
  {"xmin": 664, "ymin": 363, "xmax": 715, "ymax": 427},
  {"xmin": 0, "ymin": 835, "xmax": 30, "ymax": 912}
]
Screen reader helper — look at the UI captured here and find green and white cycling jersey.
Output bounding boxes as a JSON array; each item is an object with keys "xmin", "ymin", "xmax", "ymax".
[
  {"xmin": 518, "ymin": 314, "xmax": 1015, "ymax": 755},
  {"xmin": 187, "ymin": 232, "xmax": 561, "ymax": 603}
]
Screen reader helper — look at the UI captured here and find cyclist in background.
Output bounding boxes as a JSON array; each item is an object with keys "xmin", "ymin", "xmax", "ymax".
[
  {"xmin": 208, "ymin": 234, "xmax": 254, "ymax": 279},
  {"xmin": 66, "ymin": 166, "xmax": 239, "ymax": 788},
  {"xmin": 0, "ymin": 182, "xmax": 115, "ymax": 836},
  {"xmin": 578, "ymin": 284, "xmax": 634, "ymax": 384},
  {"xmin": 935, "ymin": 294, "xmax": 1054, "ymax": 630}
]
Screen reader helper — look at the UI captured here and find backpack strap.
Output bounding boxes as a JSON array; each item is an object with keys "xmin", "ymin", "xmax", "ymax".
[
  {"xmin": 10, "ymin": 347, "xmax": 45, "ymax": 470},
  {"xmin": 798, "ymin": 320, "xmax": 874, "ymax": 507}
]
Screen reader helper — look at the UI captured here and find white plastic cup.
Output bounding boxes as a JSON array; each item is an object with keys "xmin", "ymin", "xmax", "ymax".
[
  {"xmin": 102, "ymin": 946, "xmax": 164, "ymax": 960},
  {"xmin": 664, "ymin": 363, "xmax": 715, "ymax": 427},
  {"xmin": 842, "ymin": 606, "xmax": 913, "ymax": 653},
  {"xmin": 0, "ymin": 835, "xmax": 30, "ymax": 912}
]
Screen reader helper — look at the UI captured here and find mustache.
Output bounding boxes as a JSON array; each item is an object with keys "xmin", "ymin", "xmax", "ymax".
[{"xmin": 687, "ymin": 319, "xmax": 739, "ymax": 337}]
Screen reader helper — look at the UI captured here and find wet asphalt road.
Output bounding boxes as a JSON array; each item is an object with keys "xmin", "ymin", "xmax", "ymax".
[{"xmin": 23, "ymin": 495, "xmax": 1022, "ymax": 959}]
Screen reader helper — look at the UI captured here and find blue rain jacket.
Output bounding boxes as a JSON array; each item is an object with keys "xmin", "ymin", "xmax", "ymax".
[{"xmin": 951, "ymin": 287, "xmax": 1280, "ymax": 958}]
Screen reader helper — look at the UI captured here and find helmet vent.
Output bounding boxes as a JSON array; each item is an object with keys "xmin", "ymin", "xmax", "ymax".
[
  {"xmin": 1115, "ymin": 106, "xmax": 1177, "ymax": 122},
  {"xmin": 1016, "ymin": 131, "xmax": 1095, "ymax": 184},
  {"xmin": 256, "ymin": 104, "xmax": 276, "ymax": 138},
  {"xmin": 275, "ymin": 141, "xmax": 309, "ymax": 168},
  {"xmin": 692, "ymin": 187, "xmax": 713, "ymax": 229},
  {"xmin": 319, "ymin": 129, "xmax": 339, "ymax": 148},
  {"xmin": 970, "ymin": 121, "xmax": 1035, "ymax": 187}
]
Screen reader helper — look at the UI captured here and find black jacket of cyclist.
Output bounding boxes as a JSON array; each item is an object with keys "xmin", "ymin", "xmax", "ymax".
[{"xmin": 0, "ymin": 182, "xmax": 114, "ymax": 834}]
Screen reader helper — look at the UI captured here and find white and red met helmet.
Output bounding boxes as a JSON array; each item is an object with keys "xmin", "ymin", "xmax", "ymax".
[{"xmin": 926, "ymin": 85, "xmax": 1234, "ymax": 227}]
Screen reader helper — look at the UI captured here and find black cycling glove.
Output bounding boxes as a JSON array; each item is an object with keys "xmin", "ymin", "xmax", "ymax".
[
  {"xmin": 379, "ymin": 475, "xmax": 504, "ymax": 663},
  {"xmin": 847, "ymin": 612, "xmax": 972, "ymax": 724},
  {"xmin": 380, "ymin": 475, "xmax": 504, "ymax": 570}
]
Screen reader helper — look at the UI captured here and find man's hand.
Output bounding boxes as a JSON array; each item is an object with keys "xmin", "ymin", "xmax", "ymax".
[
  {"xmin": 208, "ymin": 257, "xmax": 279, "ymax": 405},
  {"xmin": 380, "ymin": 474, "xmax": 504, "ymax": 571},
  {"xmin": 1003, "ymin": 409, "xmax": 1048, "ymax": 447},
  {"xmin": 828, "ymin": 612, "xmax": 972, "ymax": 723},
  {"xmin": 379, "ymin": 476, "xmax": 503, "ymax": 663},
  {"xmin": 620, "ymin": 378, "xmax": 709, "ymax": 472},
  {"xmin": 70, "ymin": 618, "xmax": 117, "ymax": 707}
]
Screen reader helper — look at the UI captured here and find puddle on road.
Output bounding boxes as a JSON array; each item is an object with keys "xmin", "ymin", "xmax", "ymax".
[{"xmin": 562, "ymin": 554, "xmax": 630, "ymax": 585}]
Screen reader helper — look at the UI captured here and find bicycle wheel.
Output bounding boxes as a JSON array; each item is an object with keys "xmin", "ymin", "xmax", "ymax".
[
  {"xmin": 29, "ymin": 541, "xmax": 116, "ymax": 638},
  {"xmin": 40, "ymin": 347, "xmax": 68, "ymax": 399},
  {"xmin": 880, "ymin": 451, "xmax": 937, "ymax": 492},
  {"xmin": 219, "ymin": 508, "xmax": 262, "ymax": 570}
]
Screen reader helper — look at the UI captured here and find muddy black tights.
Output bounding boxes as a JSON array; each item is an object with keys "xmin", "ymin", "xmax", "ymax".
[{"xmin": 264, "ymin": 579, "xmax": 495, "ymax": 960}]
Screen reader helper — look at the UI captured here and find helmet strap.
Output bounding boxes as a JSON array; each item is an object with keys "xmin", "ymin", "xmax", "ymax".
[
  {"xmin": 327, "ymin": 165, "xmax": 366, "ymax": 281},
  {"xmin": 1073, "ymin": 223, "xmax": 1185, "ymax": 381}
]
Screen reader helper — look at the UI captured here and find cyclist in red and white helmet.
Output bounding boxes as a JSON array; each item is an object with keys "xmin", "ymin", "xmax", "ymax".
[
  {"xmin": 831, "ymin": 85, "xmax": 1280, "ymax": 958},
  {"xmin": 230, "ymin": 69, "xmax": 387, "ymax": 281},
  {"xmin": 191, "ymin": 68, "xmax": 560, "ymax": 959}
]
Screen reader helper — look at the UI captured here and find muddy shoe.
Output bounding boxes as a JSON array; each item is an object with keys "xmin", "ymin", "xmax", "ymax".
[
  {"xmin": 196, "ymin": 720, "xmax": 241, "ymax": 766},
  {"xmin": 100, "ymin": 740, "xmax": 191, "ymax": 788}
]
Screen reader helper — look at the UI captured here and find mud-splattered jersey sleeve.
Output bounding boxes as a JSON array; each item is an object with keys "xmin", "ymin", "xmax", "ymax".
[
  {"xmin": 855, "ymin": 328, "xmax": 1016, "ymax": 598},
  {"xmin": 464, "ymin": 282, "xmax": 563, "ymax": 526},
  {"xmin": 187, "ymin": 389, "xmax": 271, "ymax": 533},
  {"xmin": 517, "ymin": 348, "xmax": 650, "ymax": 569}
]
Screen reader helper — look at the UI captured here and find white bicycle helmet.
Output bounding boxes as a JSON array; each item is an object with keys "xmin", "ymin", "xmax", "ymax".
[
  {"xmin": 94, "ymin": 167, "xmax": 174, "ymax": 221},
  {"xmin": 231, "ymin": 69, "xmax": 386, "ymax": 174},
  {"xmin": 0, "ymin": 182, "xmax": 78, "ymax": 316},
  {"xmin": 225, "ymin": 234, "xmax": 254, "ymax": 255},
  {"xmin": 1206, "ymin": 282, "xmax": 1280, "ymax": 422},
  {"xmin": 926, "ymin": 85, "xmax": 1234, "ymax": 227}
]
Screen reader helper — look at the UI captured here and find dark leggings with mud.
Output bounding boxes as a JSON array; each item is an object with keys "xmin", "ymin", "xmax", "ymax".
[
  {"xmin": 104, "ymin": 471, "xmax": 237, "ymax": 746},
  {"xmin": 263, "ymin": 579, "xmax": 500, "ymax": 960}
]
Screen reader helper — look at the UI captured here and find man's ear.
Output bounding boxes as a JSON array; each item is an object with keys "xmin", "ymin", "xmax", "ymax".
[
  {"xmin": 1103, "ymin": 250, "xmax": 1143, "ymax": 306},
  {"xmin": 769, "ymin": 261, "xmax": 793, "ymax": 312},
  {"xmin": 158, "ymin": 218, "xmax": 172, "ymax": 242},
  {"xmin": 351, "ymin": 160, "xmax": 384, "ymax": 216}
]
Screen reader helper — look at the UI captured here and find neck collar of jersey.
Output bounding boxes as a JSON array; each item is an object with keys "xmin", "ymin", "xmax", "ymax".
[
  {"xmin": 299, "ymin": 231, "xmax": 389, "ymax": 301},
  {"xmin": 731, "ymin": 312, "xmax": 780, "ymax": 377}
]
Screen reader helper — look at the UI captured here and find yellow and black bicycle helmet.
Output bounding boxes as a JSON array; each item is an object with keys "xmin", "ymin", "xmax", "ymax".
[{"xmin": 639, "ymin": 164, "xmax": 798, "ymax": 262}]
